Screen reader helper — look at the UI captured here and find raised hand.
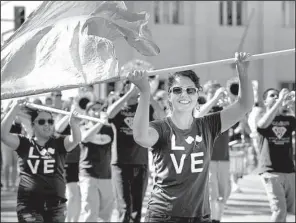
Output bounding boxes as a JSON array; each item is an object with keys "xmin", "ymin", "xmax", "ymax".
[
  {"xmin": 278, "ymin": 88, "xmax": 289, "ymax": 102},
  {"xmin": 126, "ymin": 70, "xmax": 150, "ymax": 93},
  {"xmin": 215, "ymin": 87, "xmax": 230, "ymax": 107},
  {"xmin": 69, "ymin": 109, "xmax": 80, "ymax": 126},
  {"xmin": 235, "ymin": 52, "xmax": 251, "ymax": 76}
]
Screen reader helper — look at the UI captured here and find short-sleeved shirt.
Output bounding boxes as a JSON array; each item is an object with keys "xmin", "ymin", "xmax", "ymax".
[
  {"xmin": 209, "ymin": 106, "xmax": 229, "ymax": 161},
  {"xmin": 257, "ymin": 115, "xmax": 296, "ymax": 174},
  {"xmin": 109, "ymin": 103, "xmax": 154, "ymax": 165},
  {"xmin": 16, "ymin": 135, "xmax": 67, "ymax": 199},
  {"xmin": 148, "ymin": 113, "xmax": 221, "ymax": 217},
  {"xmin": 57, "ymin": 124, "xmax": 80, "ymax": 164},
  {"xmin": 80, "ymin": 124, "xmax": 114, "ymax": 179}
]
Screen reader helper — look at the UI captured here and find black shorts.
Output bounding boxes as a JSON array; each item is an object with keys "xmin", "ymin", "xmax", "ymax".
[{"xmin": 65, "ymin": 163, "xmax": 79, "ymax": 183}]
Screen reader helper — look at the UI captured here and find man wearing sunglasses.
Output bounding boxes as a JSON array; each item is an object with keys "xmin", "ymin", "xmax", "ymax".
[
  {"xmin": 1, "ymin": 100, "xmax": 81, "ymax": 222},
  {"xmin": 195, "ymin": 81, "xmax": 232, "ymax": 223},
  {"xmin": 256, "ymin": 88, "xmax": 296, "ymax": 222}
]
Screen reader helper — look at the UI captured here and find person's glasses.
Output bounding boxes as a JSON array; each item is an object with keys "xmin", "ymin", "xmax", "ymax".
[
  {"xmin": 169, "ymin": 87, "xmax": 199, "ymax": 95},
  {"xmin": 36, "ymin": 119, "xmax": 54, "ymax": 125}
]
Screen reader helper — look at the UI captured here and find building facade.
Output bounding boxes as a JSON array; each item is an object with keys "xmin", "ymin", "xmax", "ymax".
[{"xmin": 1, "ymin": 1, "xmax": 295, "ymax": 100}]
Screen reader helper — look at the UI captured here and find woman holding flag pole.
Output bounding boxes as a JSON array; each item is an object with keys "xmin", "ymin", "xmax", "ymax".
[
  {"xmin": 128, "ymin": 52, "xmax": 254, "ymax": 222},
  {"xmin": 1, "ymin": 100, "xmax": 81, "ymax": 222}
]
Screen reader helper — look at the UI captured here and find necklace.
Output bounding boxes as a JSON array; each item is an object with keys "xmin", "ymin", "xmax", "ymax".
[{"xmin": 33, "ymin": 140, "xmax": 52, "ymax": 158}]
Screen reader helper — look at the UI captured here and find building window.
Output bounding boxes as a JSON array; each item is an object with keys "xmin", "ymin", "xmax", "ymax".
[
  {"xmin": 227, "ymin": 1, "xmax": 233, "ymax": 25},
  {"xmin": 154, "ymin": 1, "xmax": 160, "ymax": 24},
  {"xmin": 163, "ymin": 1, "xmax": 170, "ymax": 24},
  {"xmin": 236, "ymin": 1, "xmax": 243, "ymax": 25},
  {"xmin": 154, "ymin": 1, "xmax": 183, "ymax": 25},
  {"xmin": 219, "ymin": 1, "xmax": 245, "ymax": 26},
  {"xmin": 219, "ymin": 1, "xmax": 224, "ymax": 25},
  {"xmin": 282, "ymin": 1, "xmax": 295, "ymax": 27}
]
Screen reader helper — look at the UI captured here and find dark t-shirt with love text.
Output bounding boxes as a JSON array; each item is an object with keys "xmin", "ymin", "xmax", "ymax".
[
  {"xmin": 147, "ymin": 113, "xmax": 221, "ymax": 217},
  {"xmin": 16, "ymin": 135, "xmax": 67, "ymax": 199}
]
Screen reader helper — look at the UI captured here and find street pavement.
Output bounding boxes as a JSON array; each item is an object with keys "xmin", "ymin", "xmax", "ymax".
[{"xmin": 1, "ymin": 174, "xmax": 295, "ymax": 222}]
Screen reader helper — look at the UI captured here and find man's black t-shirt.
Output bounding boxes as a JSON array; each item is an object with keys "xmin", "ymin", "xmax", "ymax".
[
  {"xmin": 209, "ymin": 106, "xmax": 229, "ymax": 161},
  {"xmin": 80, "ymin": 125, "xmax": 114, "ymax": 179},
  {"xmin": 16, "ymin": 135, "xmax": 67, "ymax": 199},
  {"xmin": 109, "ymin": 103, "xmax": 154, "ymax": 165},
  {"xmin": 257, "ymin": 115, "xmax": 296, "ymax": 174},
  {"xmin": 148, "ymin": 113, "xmax": 221, "ymax": 217}
]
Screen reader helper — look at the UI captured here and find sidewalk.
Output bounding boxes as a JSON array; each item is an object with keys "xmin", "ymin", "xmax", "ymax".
[
  {"xmin": 1, "ymin": 174, "xmax": 295, "ymax": 222},
  {"xmin": 221, "ymin": 174, "xmax": 295, "ymax": 222}
]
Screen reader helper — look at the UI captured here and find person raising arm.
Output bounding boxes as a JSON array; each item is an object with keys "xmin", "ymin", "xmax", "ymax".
[{"xmin": 129, "ymin": 52, "xmax": 253, "ymax": 222}]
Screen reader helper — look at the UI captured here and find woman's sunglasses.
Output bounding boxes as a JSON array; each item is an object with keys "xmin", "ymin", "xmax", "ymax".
[
  {"xmin": 169, "ymin": 87, "xmax": 199, "ymax": 95},
  {"xmin": 36, "ymin": 119, "xmax": 54, "ymax": 125}
]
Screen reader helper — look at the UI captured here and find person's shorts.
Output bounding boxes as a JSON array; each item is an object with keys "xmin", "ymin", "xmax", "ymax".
[{"xmin": 65, "ymin": 163, "xmax": 79, "ymax": 183}]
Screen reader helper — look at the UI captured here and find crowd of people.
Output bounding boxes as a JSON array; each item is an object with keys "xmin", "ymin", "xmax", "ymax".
[{"xmin": 1, "ymin": 52, "xmax": 295, "ymax": 223}]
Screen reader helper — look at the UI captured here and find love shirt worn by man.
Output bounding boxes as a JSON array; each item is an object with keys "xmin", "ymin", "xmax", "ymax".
[{"xmin": 147, "ymin": 112, "xmax": 221, "ymax": 219}]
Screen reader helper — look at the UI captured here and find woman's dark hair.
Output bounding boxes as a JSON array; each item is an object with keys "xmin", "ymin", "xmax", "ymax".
[
  {"xmin": 197, "ymin": 96, "xmax": 207, "ymax": 105},
  {"xmin": 167, "ymin": 70, "xmax": 202, "ymax": 92},
  {"xmin": 24, "ymin": 107, "xmax": 52, "ymax": 123},
  {"xmin": 229, "ymin": 83, "xmax": 239, "ymax": 96},
  {"xmin": 226, "ymin": 77, "xmax": 239, "ymax": 96}
]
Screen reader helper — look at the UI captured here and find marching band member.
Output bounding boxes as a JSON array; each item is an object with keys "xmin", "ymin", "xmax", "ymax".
[
  {"xmin": 106, "ymin": 80, "xmax": 164, "ymax": 222},
  {"xmin": 130, "ymin": 52, "xmax": 253, "ymax": 222},
  {"xmin": 256, "ymin": 88, "xmax": 295, "ymax": 222},
  {"xmin": 196, "ymin": 81, "xmax": 232, "ymax": 223},
  {"xmin": 1, "ymin": 100, "xmax": 81, "ymax": 222},
  {"xmin": 79, "ymin": 100, "xmax": 115, "ymax": 222}
]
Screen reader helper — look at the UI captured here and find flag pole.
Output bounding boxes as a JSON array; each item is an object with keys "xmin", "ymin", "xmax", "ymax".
[
  {"xmin": 25, "ymin": 102, "xmax": 109, "ymax": 125},
  {"xmin": 146, "ymin": 48, "xmax": 295, "ymax": 77},
  {"xmin": 1, "ymin": 49, "xmax": 295, "ymax": 100}
]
